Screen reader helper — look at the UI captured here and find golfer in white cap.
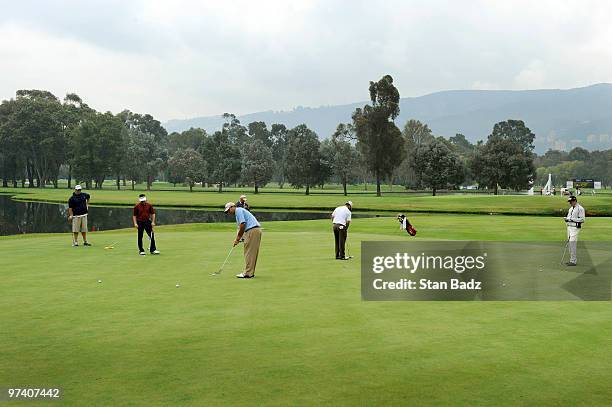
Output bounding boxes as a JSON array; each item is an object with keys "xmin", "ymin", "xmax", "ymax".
[
  {"xmin": 331, "ymin": 201, "xmax": 352, "ymax": 260},
  {"xmin": 236, "ymin": 194, "xmax": 250, "ymax": 211},
  {"xmin": 224, "ymin": 202, "xmax": 262, "ymax": 278},
  {"xmin": 67, "ymin": 185, "xmax": 91, "ymax": 247},
  {"xmin": 133, "ymin": 194, "xmax": 160, "ymax": 255}
]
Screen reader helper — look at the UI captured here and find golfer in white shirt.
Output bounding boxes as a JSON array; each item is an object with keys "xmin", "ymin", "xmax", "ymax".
[
  {"xmin": 564, "ymin": 195, "xmax": 585, "ymax": 266},
  {"xmin": 331, "ymin": 201, "xmax": 352, "ymax": 260}
]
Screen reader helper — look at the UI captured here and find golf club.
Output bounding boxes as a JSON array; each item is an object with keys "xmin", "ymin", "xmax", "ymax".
[
  {"xmin": 346, "ymin": 239, "xmax": 353, "ymax": 259},
  {"xmin": 559, "ymin": 237, "xmax": 569, "ymax": 266},
  {"xmin": 147, "ymin": 229, "xmax": 156, "ymax": 247},
  {"xmin": 211, "ymin": 244, "xmax": 236, "ymax": 276},
  {"xmin": 104, "ymin": 241, "xmax": 118, "ymax": 250}
]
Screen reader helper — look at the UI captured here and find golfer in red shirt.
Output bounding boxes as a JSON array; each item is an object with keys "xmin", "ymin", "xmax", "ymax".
[{"xmin": 132, "ymin": 194, "xmax": 160, "ymax": 255}]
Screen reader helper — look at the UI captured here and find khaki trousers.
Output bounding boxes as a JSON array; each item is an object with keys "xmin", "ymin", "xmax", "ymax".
[
  {"xmin": 244, "ymin": 227, "xmax": 262, "ymax": 276},
  {"xmin": 72, "ymin": 215, "xmax": 88, "ymax": 232}
]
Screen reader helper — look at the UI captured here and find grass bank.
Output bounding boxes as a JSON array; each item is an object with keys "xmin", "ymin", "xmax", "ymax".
[{"xmin": 2, "ymin": 187, "xmax": 612, "ymax": 216}]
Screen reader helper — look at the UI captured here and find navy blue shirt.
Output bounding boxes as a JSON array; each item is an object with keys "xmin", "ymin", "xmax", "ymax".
[
  {"xmin": 236, "ymin": 201, "xmax": 250, "ymax": 211},
  {"xmin": 68, "ymin": 192, "xmax": 90, "ymax": 216}
]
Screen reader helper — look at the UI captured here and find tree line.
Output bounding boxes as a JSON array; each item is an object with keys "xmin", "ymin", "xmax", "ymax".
[
  {"xmin": 0, "ymin": 90, "xmax": 169, "ymax": 191},
  {"xmin": 534, "ymin": 147, "xmax": 611, "ymax": 187},
  {"xmin": 1, "ymin": 77, "xmax": 607, "ymax": 196}
]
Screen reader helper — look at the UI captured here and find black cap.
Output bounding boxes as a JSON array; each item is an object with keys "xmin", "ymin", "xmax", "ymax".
[
  {"xmin": 568, "ymin": 195, "xmax": 577, "ymax": 202},
  {"xmin": 139, "ymin": 194, "xmax": 146, "ymax": 198}
]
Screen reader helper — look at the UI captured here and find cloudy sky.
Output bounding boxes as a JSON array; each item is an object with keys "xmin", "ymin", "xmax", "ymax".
[{"xmin": 1, "ymin": 0, "xmax": 611, "ymax": 121}]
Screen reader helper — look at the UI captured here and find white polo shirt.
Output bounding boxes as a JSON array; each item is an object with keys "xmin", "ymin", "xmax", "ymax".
[{"xmin": 332, "ymin": 205, "xmax": 352, "ymax": 226}]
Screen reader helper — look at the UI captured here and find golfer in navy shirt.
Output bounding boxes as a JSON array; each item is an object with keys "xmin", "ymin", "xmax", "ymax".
[{"xmin": 67, "ymin": 185, "xmax": 91, "ymax": 247}]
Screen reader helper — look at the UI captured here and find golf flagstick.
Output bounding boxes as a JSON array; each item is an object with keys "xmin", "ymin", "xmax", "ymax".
[{"xmin": 211, "ymin": 245, "xmax": 236, "ymax": 276}]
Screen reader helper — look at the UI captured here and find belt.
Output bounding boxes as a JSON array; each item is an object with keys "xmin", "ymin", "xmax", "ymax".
[{"xmin": 245, "ymin": 226, "xmax": 260, "ymax": 233}]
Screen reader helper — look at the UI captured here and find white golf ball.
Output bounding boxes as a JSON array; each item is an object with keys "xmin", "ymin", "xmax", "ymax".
[
  {"xmin": 98, "ymin": 280, "xmax": 102, "ymax": 283},
  {"xmin": 176, "ymin": 284, "xmax": 180, "ymax": 288}
]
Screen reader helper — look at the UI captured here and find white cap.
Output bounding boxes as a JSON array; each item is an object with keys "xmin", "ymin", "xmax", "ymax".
[
  {"xmin": 240, "ymin": 195, "xmax": 247, "ymax": 200},
  {"xmin": 139, "ymin": 195, "xmax": 147, "ymax": 202},
  {"xmin": 345, "ymin": 200, "xmax": 353, "ymax": 206},
  {"xmin": 74, "ymin": 184, "xmax": 82, "ymax": 190},
  {"xmin": 224, "ymin": 202, "xmax": 236, "ymax": 213}
]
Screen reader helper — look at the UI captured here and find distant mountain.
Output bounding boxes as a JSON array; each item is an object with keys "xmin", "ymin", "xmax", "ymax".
[{"xmin": 164, "ymin": 84, "xmax": 612, "ymax": 152}]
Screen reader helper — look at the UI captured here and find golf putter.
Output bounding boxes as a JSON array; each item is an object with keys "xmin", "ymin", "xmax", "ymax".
[
  {"xmin": 346, "ymin": 240, "xmax": 353, "ymax": 259},
  {"xmin": 211, "ymin": 245, "xmax": 236, "ymax": 276},
  {"xmin": 147, "ymin": 230, "xmax": 155, "ymax": 246},
  {"xmin": 559, "ymin": 238, "xmax": 569, "ymax": 266}
]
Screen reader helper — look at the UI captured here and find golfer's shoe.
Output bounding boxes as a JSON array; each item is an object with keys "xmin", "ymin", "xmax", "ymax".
[
  {"xmin": 72, "ymin": 242, "xmax": 78, "ymax": 247},
  {"xmin": 83, "ymin": 241, "xmax": 92, "ymax": 246},
  {"xmin": 566, "ymin": 262, "xmax": 577, "ymax": 266},
  {"xmin": 151, "ymin": 250, "xmax": 160, "ymax": 255},
  {"xmin": 139, "ymin": 251, "xmax": 146, "ymax": 256},
  {"xmin": 236, "ymin": 272, "xmax": 254, "ymax": 278}
]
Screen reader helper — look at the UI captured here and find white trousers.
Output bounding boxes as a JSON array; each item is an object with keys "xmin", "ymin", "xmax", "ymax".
[{"xmin": 567, "ymin": 226, "xmax": 580, "ymax": 263}]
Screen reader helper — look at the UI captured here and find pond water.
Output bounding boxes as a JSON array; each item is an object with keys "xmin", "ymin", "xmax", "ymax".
[{"xmin": 0, "ymin": 195, "xmax": 376, "ymax": 236}]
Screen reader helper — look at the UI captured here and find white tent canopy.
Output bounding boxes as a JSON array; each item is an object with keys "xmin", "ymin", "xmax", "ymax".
[{"xmin": 543, "ymin": 173, "xmax": 552, "ymax": 195}]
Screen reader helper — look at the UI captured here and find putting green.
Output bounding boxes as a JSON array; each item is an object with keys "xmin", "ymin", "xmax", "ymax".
[{"xmin": 1, "ymin": 215, "xmax": 611, "ymax": 406}]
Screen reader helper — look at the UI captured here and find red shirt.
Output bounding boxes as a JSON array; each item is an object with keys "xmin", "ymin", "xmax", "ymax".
[{"xmin": 133, "ymin": 202, "xmax": 155, "ymax": 222}]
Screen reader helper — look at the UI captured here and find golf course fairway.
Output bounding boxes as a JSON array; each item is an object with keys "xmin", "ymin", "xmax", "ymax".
[{"xmin": 1, "ymin": 214, "xmax": 611, "ymax": 406}]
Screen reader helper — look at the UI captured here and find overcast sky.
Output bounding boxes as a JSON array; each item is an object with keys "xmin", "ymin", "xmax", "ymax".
[{"xmin": 1, "ymin": 0, "xmax": 611, "ymax": 121}]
